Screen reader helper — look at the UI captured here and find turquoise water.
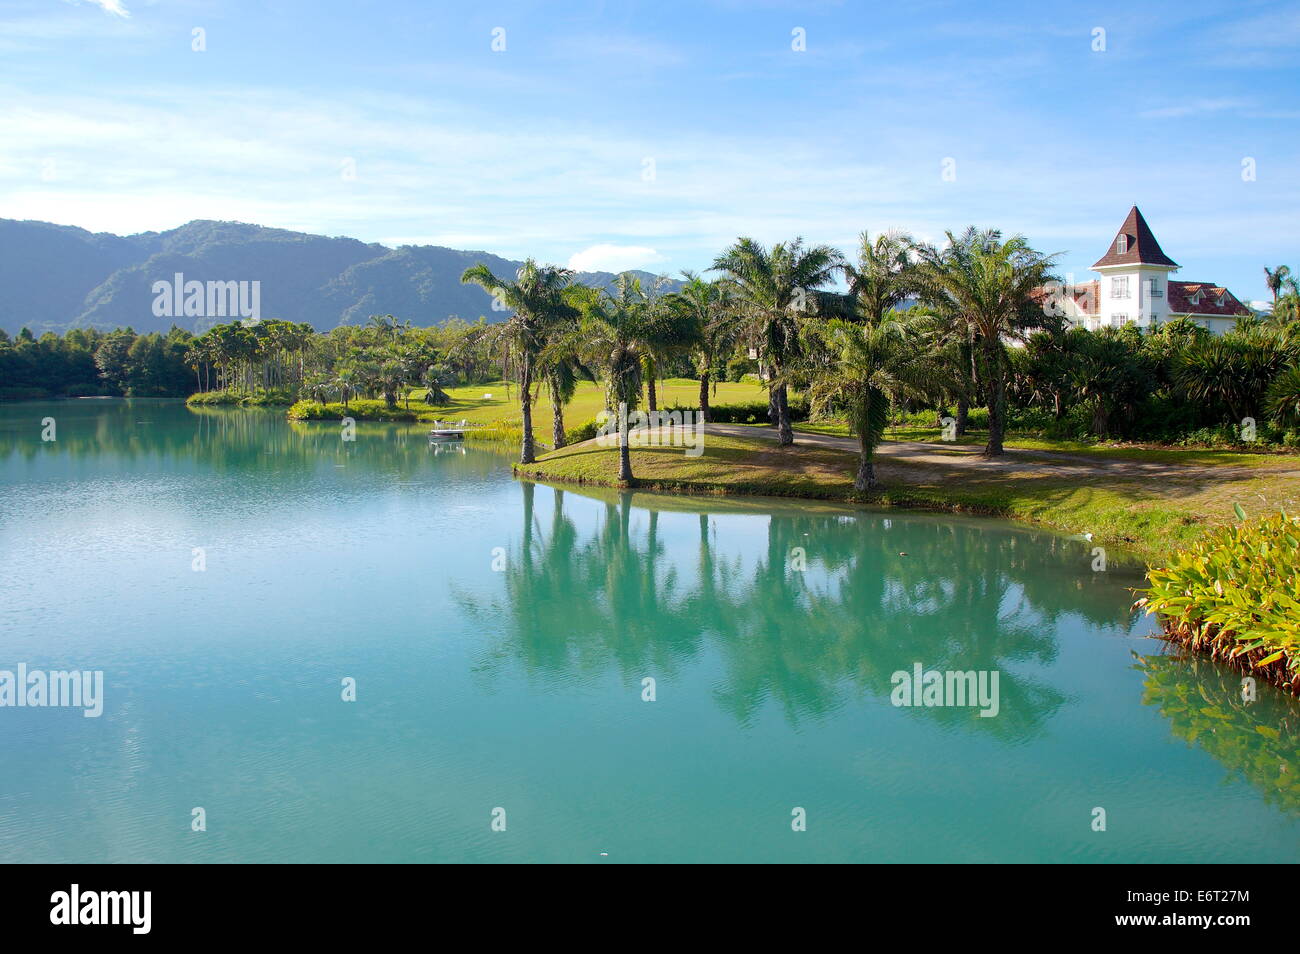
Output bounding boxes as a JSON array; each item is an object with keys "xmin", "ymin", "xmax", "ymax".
[{"xmin": 1, "ymin": 399, "xmax": 1297, "ymax": 863}]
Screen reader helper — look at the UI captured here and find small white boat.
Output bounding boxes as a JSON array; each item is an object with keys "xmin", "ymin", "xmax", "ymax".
[{"xmin": 429, "ymin": 420, "xmax": 466, "ymax": 442}]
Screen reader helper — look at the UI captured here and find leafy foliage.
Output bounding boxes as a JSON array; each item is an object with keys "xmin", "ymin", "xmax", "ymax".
[{"xmin": 1139, "ymin": 510, "xmax": 1300, "ymax": 694}]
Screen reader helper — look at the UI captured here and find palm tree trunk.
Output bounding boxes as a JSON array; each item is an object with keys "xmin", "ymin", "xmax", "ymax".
[
  {"xmin": 519, "ymin": 358, "xmax": 536, "ymax": 464},
  {"xmin": 617, "ymin": 401, "xmax": 633, "ymax": 483},
  {"xmin": 955, "ymin": 397, "xmax": 968, "ymax": 436},
  {"xmin": 774, "ymin": 383, "xmax": 794, "ymax": 446},
  {"xmin": 548, "ymin": 374, "xmax": 567, "ymax": 449},
  {"xmin": 982, "ymin": 339, "xmax": 1006, "ymax": 457},
  {"xmin": 854, "ymin": 440, "xmax": 876, "ymax": 493},
  {"xmin": 698, "ymin": 370, "xmax": 711, "ymax": 422},
  {"xmin": 646, "ymin": 375, "xmax": 658, "ymax": 412}
]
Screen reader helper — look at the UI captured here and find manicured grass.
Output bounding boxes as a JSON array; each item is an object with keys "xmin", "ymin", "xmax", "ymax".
[
  {"xmin": 412, "ymin": 378, "xmax": 768, "ymax": 442},
  {"xmin": 517, "ymin": 429, "xmax": 1300, "ymax": 564},
  {"xmin": 286, "ymin": 378, "xmax": 769, "ymax": 441}
]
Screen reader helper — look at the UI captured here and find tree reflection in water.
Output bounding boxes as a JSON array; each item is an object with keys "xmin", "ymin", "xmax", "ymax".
[{"xmin": 472, "ymin": 482, "xmax": 1163, "ymax": 740}]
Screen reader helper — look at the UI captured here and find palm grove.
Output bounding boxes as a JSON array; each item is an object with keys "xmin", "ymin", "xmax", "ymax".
[{"xmin": 7, "ymin": 231, "xmax": 1300, "ymax": 492}]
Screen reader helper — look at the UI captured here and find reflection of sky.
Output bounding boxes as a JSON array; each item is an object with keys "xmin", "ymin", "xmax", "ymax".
[{"xmin": 3, "ymin": 402, "xmax": 1298, "ymax": 862}]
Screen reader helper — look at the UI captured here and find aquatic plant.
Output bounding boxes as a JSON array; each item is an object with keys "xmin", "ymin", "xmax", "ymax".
[{"xmin": 1137, "ymin": 507, "xmax": 1300, "ymax": 694}]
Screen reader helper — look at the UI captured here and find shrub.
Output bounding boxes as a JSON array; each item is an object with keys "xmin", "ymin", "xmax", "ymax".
[
  {"xmin": 565, "ymin": 419, "xmax": 600, "ymax": 444},
  {"xmin": 1138, "ymin": 509, "xmax": 1300, "ymax": 695},
  {"xmin": 287, "ymin": 399, "xmax": 419, "ymax": 421}
]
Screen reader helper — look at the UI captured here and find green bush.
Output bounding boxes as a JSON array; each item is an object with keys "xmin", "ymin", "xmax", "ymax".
[
  {"xmin": 1139, "ymin": 509, "xmax": 1300, "ymax": 695},
  {"xmin": 565, "ymin": 419, "xmax": 600, "ymax": 444},
  {"xmin": 188, "ymin": 388, "xmax": 296, "ymax": 407},
  {"xmin": 287, "ymin": 399, "xmax": 419, "ymax": 421}
]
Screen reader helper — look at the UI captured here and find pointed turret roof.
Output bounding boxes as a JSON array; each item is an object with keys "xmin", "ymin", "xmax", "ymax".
[{"xmin": 1092, "ymin": 206, "xmax": 1179, "ymax": 269}]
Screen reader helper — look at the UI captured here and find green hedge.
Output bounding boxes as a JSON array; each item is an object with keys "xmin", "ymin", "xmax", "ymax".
[{"xmin": 287, "ymin": 399, "xmax": 421, "ymax": 421}]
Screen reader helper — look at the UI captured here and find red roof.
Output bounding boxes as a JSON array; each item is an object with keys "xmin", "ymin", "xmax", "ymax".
[
  {"xmin": 1030, "ymin": 280, "xmax": 1099, "ymax": 315},
  {"xmin": 1167, "ymin": 281, "xmax": 1247, "ymax": 317},
  {"xmin": 1092, "ymin": 206, "xmax": 1179, "ymax": 269}
]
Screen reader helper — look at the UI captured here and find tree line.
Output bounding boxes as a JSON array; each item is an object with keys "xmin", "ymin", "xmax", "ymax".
[
  {"xmin": 460, "ymin": 231, "xmax": 1300, "ymax": 490},
  {"xmin": 5, "ymin": 230, "xmax": 1300, "ymax": 493}
]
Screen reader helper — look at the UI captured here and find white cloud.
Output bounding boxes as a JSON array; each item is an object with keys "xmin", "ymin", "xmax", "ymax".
[
  {"xmin": 78, "ymin": 0, "xmax": 130, "ymax": 17},
  {"xmin": 568, "ymin": 244, "xmax": 667, "ymax": 273},
  {"xmin": 1139, "ymin": 98, "xmax": 1246, "ymax": 119}
]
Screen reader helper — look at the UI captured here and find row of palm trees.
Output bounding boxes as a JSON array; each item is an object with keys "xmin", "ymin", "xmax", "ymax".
[{"xmin": 462, "ymin": 227, "xmax": 1059, "ymax": 490}]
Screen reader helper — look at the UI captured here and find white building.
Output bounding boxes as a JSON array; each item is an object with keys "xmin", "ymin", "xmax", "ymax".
[{"xmin": 1052, "ymin": 206, "xmax": 1248, "ymax": 335}]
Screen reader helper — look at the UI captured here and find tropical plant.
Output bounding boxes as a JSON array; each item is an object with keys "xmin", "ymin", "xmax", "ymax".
[
  {"xmin": 915, "ymin": 228, "xmax": 1059, "ymax": 456},
  {"xmin": 806, "ymin": 313, "xmax": 940, "ymax": 491},
  {"xmin": 462, "ymin": 259, "xmax": 574, "ymax": 463},
  {"xmin": 1265, "ymin": 265, "xmax": 1292, "ymax": 304},
  {"xmin": 1138, "ymin": 508, "xmax": 1300, "ymax": 694},
  {"xmin": 572, "ymin": 273, "xmax": 685, "ymax": 482},
  {"xmin": 1267, "ymin": 364, "xmax": 1300, "ymax": 428},
  {"xmin": 665, "ymin": 272, "xmax": 736, "ymax": 422},
  {"xmin": 842, "ymin": 229, "xmax": 917, "ymax": 324},
  {"xmin": 711, "ymin": 237, "xmax": 845, "ymax": 445}
]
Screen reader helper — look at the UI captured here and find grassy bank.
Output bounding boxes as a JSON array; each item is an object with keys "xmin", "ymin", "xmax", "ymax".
[{"xmin": 515, "ymin": 429, "xmax": 1300, "ymax": 564}]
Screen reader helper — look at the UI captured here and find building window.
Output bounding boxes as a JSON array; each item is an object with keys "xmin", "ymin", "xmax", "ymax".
[
  {"xmin": 1111, "ymin": 276, "xmax": 1130, "ymax": 298},
  {"xmin": 1113, "ymin": 313, "xmax": 1128, "ymax": 323},
  {"xmin": 1188, "ymin": 292, "xmax": 1202, "ymax": 306},
  {"xmin": 1148, "ymin": 278, "xmax": 1162, "ymax": 298},
  {"xmin": 1116, "ymin": 235, "xmax": 1128, "ymax": 254}
]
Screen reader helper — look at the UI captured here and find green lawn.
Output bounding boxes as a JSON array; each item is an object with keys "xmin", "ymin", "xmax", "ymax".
[{"xmin": 412, "ymin": 378, "xmax": 768, "ymax": 441}]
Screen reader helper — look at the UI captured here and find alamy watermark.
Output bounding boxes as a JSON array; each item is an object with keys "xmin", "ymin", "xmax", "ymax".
[
  {"xmin": 151, "ymin": 272, "xmax": 261, "ymax": 323},
  {"xmin": 890, "ymin": 662, "xmax": 1000, "ymax": 717},
  {"xmin": 0, "ymin": 664, "xmax": 103, "ymax": 717}
]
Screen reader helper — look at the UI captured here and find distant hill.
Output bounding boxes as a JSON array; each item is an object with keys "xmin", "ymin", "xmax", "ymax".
[{"xmin": 0, "ymin": 218, "xmax": 677, "ymax": 335}]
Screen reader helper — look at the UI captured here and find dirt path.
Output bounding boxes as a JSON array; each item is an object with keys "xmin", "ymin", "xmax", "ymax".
[{"xmin": 704, "ymin": 423, "xmax": 1299, "ymax": 483}]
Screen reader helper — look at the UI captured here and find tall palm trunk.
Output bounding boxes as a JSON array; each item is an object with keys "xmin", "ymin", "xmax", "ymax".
[
  {"xmin": 548, "ymin": 372, "xmax": 567, "ymax": 449},
  {"xmin": 698, "ymin": 369, "xmax": 711, "ymax": 422},
  {"xmin": 982, "ymin": 338, "xmax": 1006, "ymax": 457},
  {"xmin": 646, "ymin": 375, "xmax": 658, "ymax": 412},
  {"xmin": 854, "ymin": 437, "xmax": 876, "ymax": 493},
  {"xmin": 519, "ymin": 356, "xmax": 536, "ymax": 464},
  {"xmin": 773, "ymin": 381, "xmax": 794, "ymax": 446},
  {"xmin": 617, "ymin": 401, "xmax": 633, "ymax": 483}
]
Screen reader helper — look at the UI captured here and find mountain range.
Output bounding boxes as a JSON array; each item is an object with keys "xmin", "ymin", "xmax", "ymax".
[{"xmin": 0, "ymin": 218, "xmax": 676, "ymax": 336}]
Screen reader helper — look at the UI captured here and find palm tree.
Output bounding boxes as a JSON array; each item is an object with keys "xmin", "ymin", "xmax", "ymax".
[
  {"xmin": 573, "ymin": 274, "xmax": 675, "ymax": 483},
  {"xmin": 532, "ymin": 285, "xmax": 589, "ymax": 450},
  {"xmin": 843, "ymin": 230, "xmax": 917, "ymax": 324},
  {"xmin": 710, "ymin": 237, "xmax": 845, "ymax": 446},
  {"xmin": 665, "ymin": 272, "xmax": 736, "ymax": 422},
  {"xmin": 1265, "ymin": 265, "xmax": 1292, "ymax": 305},
  {"xmin": 807, "ymin": 314, "xmax": 940, "ymax": 491},
  {"xmin": 304, "ymin": 371, "xmax": 333, "ymax": 405},
  {"xmin": 421, "ymin": 362, "xmax": 452, "ymax": 406},
  {"xmin": 1267, "ymin": 364, "xmax": 1300, "ymax": 428},
  {"xmin": 462, "ymin": 259, "xmax": 574, "ymax": 464},
  {"xmin": 915, "ymin": 228, "xmax": 1059, "ymax": 456},
  {"xmin": 333, "ymin": 366, "xmax": 358, "ymax": 411}
]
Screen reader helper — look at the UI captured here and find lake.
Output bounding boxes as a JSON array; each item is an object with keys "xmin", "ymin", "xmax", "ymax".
[{"xmin": 1, "ymin": 399, "xmax": 1297, "ymax": 863}]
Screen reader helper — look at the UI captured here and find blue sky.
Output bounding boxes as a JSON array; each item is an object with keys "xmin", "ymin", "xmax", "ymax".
[{"xmin": 1, "ymin": 0, "xmax": 1297, "ymax": 301}]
